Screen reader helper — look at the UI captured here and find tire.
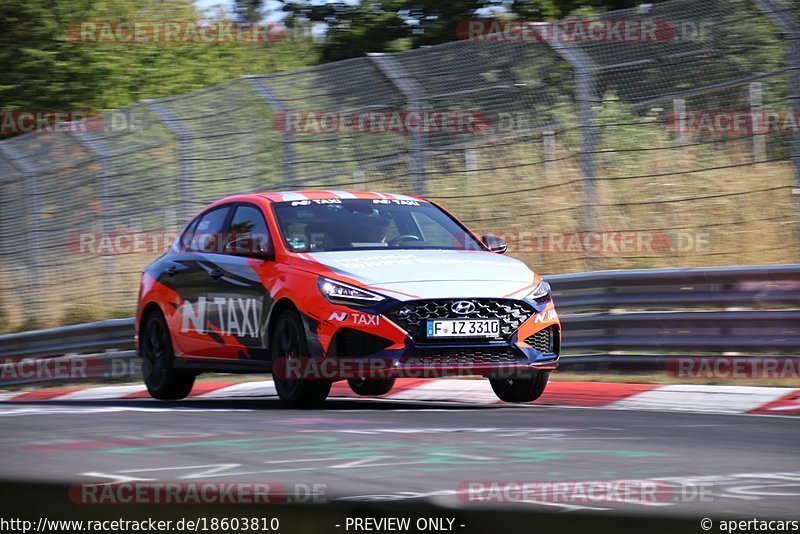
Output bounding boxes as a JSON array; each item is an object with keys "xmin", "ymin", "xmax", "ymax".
[
  {"xmin": 141, "ymin": 310, "xmax": 195, "ymax": 400},
  {"xmin": 489, "ymin": 372, "xmax": 549, "ymax": 403},
  {"xmin": 348, "ymin": 378, "xmax": 395, "ymax": 396},
  {"xmin": 271, "ymin": 309, "xmax": 331, "ymax": 408}
]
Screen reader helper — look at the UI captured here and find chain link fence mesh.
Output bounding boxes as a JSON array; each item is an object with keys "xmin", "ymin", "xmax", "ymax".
[{"xmin": 0, "ymin": 0, "xmax": 798, "ymax": 331}]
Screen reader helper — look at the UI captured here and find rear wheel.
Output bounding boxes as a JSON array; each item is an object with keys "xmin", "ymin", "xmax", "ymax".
[
  {"xmin": 271, "ymin": 309, "xmax": 331, "ymax": 408},
  {"xmin": 489, "ymin": 372, "xmax": 549, "ymax": 403},
  {"xmin": 141, "ymin": 310, "xmax": 195, "ymax": 400},
  {"xmin": 348, "ymin": 378, "xmax": 395, "ymax": 396}
]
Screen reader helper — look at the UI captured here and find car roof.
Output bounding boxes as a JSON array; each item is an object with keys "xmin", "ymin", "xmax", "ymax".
[
  {"xmin": 256, "ymin": 190, "xmax": 426, "ymax": 203},
  {"xmin": 200, "ymin": 190, "xmax": 429, "ymax": 216}
]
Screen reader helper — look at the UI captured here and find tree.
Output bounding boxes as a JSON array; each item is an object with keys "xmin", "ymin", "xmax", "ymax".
[
  {"xmin": 234, "ymin": 0, "xmax": 265, "ymax": 22},
  {"xmin": 0, "ymin": 0, "xmax": 317, "ymax": 126},
  {"xmin": 278, "ymin": 0, "xmax": 670, "ymax": 62}
]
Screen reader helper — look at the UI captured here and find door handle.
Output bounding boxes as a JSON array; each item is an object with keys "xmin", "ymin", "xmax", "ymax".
[{"xmin": 209, "ymin": 268, "xmax": 224, "ymax": 280}]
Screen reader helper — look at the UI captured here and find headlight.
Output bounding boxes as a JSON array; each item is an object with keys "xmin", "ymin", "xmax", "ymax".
[
  {"xmin": 318, "ymin": 277, "xmax": 386, "ymax": 306},
  {"xmin": 524, "ymin": 280, "xmax": 551, "ymax": 303}
]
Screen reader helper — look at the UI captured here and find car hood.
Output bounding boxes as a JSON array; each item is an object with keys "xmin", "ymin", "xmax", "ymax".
[{"xmin": 302, "ymin": 249, "xmax": 537, "ymax": 300}]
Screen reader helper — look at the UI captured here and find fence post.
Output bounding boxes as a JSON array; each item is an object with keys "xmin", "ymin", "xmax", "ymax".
[
  {"xmin": 353, "ymin": 168, "xmax": 365, "ymax": 189},
  {"xmin": 673, "ymin": 98, "xmax": 688, "ymax": 155},
  {"xmin": 464, "ymin": 148, "xmax": 478, "ymax": 177},
  {"xmin": 749, "ymin": 82, "xmax": 767, "ymax": 163},
  {"xmin": 71, "ymin": 128, "xmax": 116, "ymax": 300},
  {"xmin": 577, "ymin": 68, "xmax": 599, "ymax": 267},
  {"xmin": 368, "ymin": 53, "xmax": 427, "ymax": 197},
  {"xmin": 752, "ymin": 0, "xmax": 800, "ymax": 253},
  {"xmin": 549, "ymin": 42, "xmax": 599, "ymax": 269},
  {"xmin": 141, "ymin": 100, "xmax": 195, "ymax": 222},
  {"xmin": 0, "ymin": 143, "xmax": 45, "ymax": 318},
  {"xmin": 243, "ymin": 76, "xmax": 296, "ymax": 188},
  {"xmin": 786, "ymin": 34, "xmax": 800, "ymax": 222},
  {"xmin": 542, "ymin": 131, "xmax": 558, "ymax": 180}
]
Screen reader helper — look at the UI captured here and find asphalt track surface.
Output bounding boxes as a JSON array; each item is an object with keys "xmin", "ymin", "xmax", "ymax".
[{"xmin": 0, "ymin": 395, "xmax": 799, "ymax": 520}]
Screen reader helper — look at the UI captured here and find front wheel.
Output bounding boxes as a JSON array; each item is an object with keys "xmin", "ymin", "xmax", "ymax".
[
  {"xmin": 348, "ymin": 378, "xmax": 395, "ymax": 396},
  {"xmin": 141, "ymin": 310, "xmax": 195, "ymax": 400},
  {"xmin": 271, "ymin": 309, "xmax": 331, "ymax": 408},
  {"xmin": 489, "ymin": 372, "xmax": 549, "ymax": 403}
]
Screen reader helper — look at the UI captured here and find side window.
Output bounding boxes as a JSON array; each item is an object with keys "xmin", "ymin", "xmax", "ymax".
[
  {"xmin": 187, "ymin": 206, "xmax": 231, "ymax": 253},
  {"xmin": 224, "ymin": 204, "xmax": 271, "ymax": 255},
  {"xmin": 176, "ymin": 218, "xmax": 199, "ymax": 252}
]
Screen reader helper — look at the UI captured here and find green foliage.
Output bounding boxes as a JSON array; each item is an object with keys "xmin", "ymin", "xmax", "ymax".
[
  {"xmin": 0, "ymin": 0, "xmax": 318, "ymax": 116},
  {"xmin": 278, "ymin": 0, "xmax": 669, "ymax": 62}
]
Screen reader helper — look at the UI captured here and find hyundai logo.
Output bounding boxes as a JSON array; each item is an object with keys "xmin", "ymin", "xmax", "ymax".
[{"xmin": 451, "ymin": 300, "xmax": 476, "ymax": 314}]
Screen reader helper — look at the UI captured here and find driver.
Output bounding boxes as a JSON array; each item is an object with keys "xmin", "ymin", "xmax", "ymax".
[{"xmin": 359, "ymin": 210, "xmax": 392, "ymax": 244}]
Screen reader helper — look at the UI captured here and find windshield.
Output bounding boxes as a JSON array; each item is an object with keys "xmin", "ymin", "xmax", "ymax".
[{"xmin": 272, "ymin": 198, "xmax": 483, "ymax": 252}]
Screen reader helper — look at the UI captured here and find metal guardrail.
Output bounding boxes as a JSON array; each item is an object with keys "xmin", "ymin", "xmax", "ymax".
[
  {"xmin": 548, "ymin": 263, "xmax": 800, "ymax": 311},
  {"xmin": 0, "ymin": 265, "xmax": 798, "ymax": 383},
  {"xmin": 547, "ymin": 264, "xmax": 800, "ymax": 355},
  {"xmin": 0, "ymin": 318, "xmax": 135, "ymax": 359}
]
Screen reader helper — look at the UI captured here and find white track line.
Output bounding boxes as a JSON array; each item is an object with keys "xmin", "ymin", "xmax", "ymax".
[
  {"xmin": 2, "ymin": 381, "xmax": 798, "ymax": 417},
  {"xmin": 388, "ymin": 379, "xmax": 499, "ymax": 404},
  {"xmin": 195, "ymin": 381, "xmax": 276, "ymax": 398},
  {"xmin": 57, "ymin": 385, "xmax": 148, "ymax": 400},
  {"xmin": 609, "ymin": 384, "xmax": 797, "ymax": 414}
]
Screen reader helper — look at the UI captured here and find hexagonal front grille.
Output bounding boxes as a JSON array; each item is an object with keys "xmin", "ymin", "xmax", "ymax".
[
  {"xmin": 524, "ymin": 327, "xmax": 556, "ymax": 353},
  {"xmin": 386, "ymin": 299, "xmax": 533, "ymax": 342},
  {"xmin": 402, "ymin": 347, "xmax": 522, "ymax": 366}
]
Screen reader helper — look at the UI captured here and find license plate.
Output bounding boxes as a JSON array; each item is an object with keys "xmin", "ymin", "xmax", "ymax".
[{"xmin": 426, "ymin": 319, "xmax": 500, "ymax": 338}]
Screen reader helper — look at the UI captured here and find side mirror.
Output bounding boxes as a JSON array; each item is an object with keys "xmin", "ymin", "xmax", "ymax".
[
  {"xmin": 223, "ymin": 234, "xmax": 273, "ymax": 260},
  {"xmin": 481, "ymin": 235, "xmax": 507, "ymax": 254}
]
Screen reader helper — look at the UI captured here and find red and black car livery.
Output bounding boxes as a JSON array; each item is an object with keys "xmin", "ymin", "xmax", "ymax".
[{"xmin": 135, "ymin": 190, "xmax": 560, "ymax": 406}]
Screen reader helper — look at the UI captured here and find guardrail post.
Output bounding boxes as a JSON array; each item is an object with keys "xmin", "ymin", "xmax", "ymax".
[
  {"xmin": 243, "ymin": 76, "xmax": 296, "ymax": 188},
  {"xmin": 549, "ymin": 42, "xmax": 599, "ymax": 270},
  {"xmin": 368, "ymin": 53, "xmax": 428, "ymax": 197},
  {"xmin": 141, "ymin": 100, "xmax": 195, "ymax": 222},
  {"xmin": 752, "ymin": 0, "xmax": 800, "ymax": 254}
]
